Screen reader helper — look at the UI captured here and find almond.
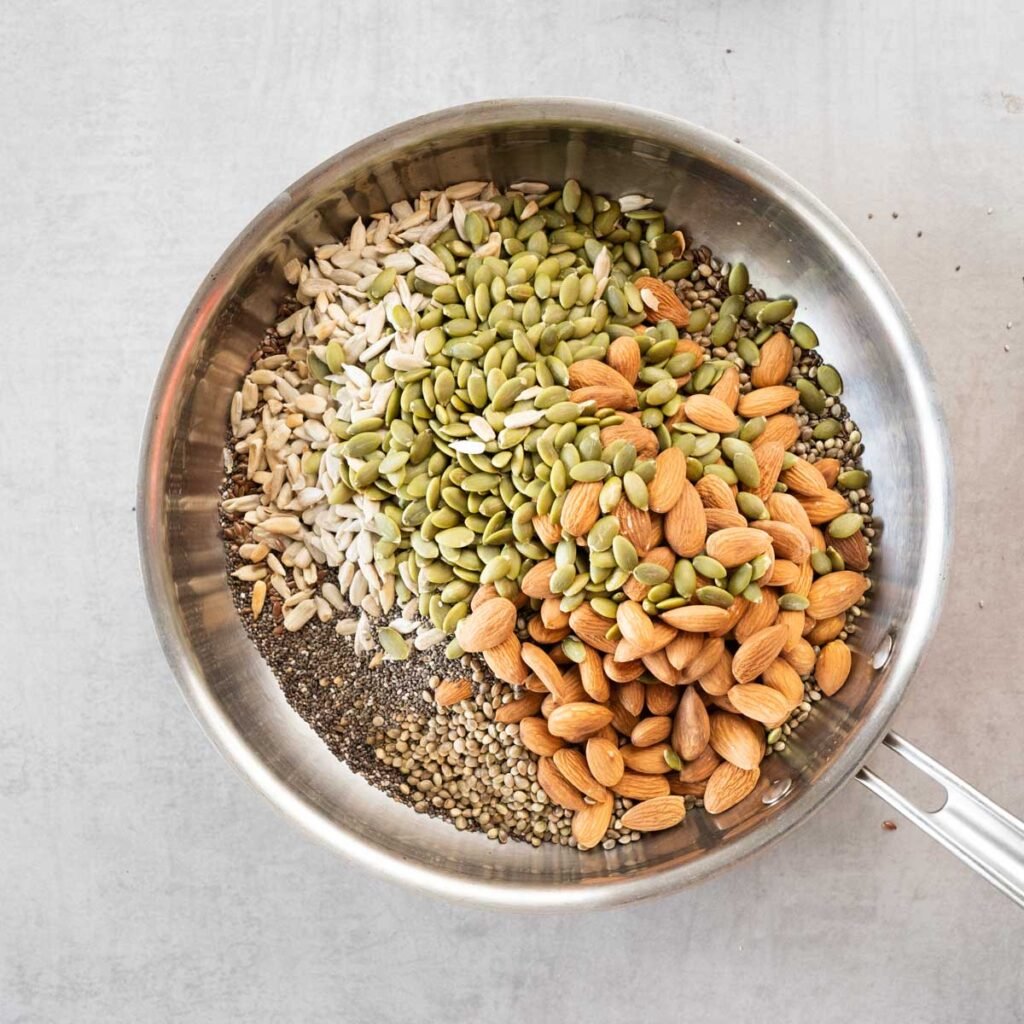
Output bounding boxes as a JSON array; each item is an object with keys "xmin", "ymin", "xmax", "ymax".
[
  {"xmin": 558, "ymin": 665, "xmax": 589, "ymax": 704},
  {"xmin": 578, "ymin": 644, "xmax": 611, "ymax": 702},
  {"xmin": 612, "ymin": 770, "xmax": 672, "ymax": 799},
  {"xmin": 571, "ymin": 792, "xmax": 614, "ymax": 850},
  {"xmin": 586, "ymin": 736, "xmax": 625, "ymax": 787},
  {"xmin": 695, "ymin": 473, "xmax": 737, "ymax": 511},
  {"xmin": 709, "ymin": 711, "xmax": 765, "ymax": 770},
  {"xmin": 521, "ymin": 642, "xmax": 574, "ymax": 702},
  {"xmin": 751, "ymin": 413, "xmax": 800, "ymax": 451},
  {"xmin": 798, "ymin": 490, "xmax": 849, "ymax": 524},
  {"xmin": 807, "ymin": 571, "xmax": 869, "ymax": 618},
  {"xmin": 641, "ymin": 648, "xmax": 684, "ymax": 685},
  {"xmin": 648, "ymin": 447, "xmax": 688, "ymax": 513},
  {"xmin": 816, "ymin": 639, "xmax": 853, "ymax": 696},
  {"xmin": 666, "ymin": 630, "xmax": 705, "ymax": 669},
  {"xmin": 672, "ymin": 686, "xmax": 710, "ymax": 761},
  {"xmin": 470, "ymin": 584, "xmax": 500, "ymax": 609},
  {"xmin": 830, "ymin": 529, "xmax": 870, "ymax": 571},
  {"xmin": 615, "ymin": 619, "xmax": 676, "ymax": 661},
  {"xmin": 696, "ymin": 645, "xmax": 735, "ymax": 694},
  {"xmin": 781, "ymin": 457, "xmax": 829, "ymax": 496},
  {"xmin": 540, "ymin": 597, "xmax": 570, "ymax": 630},
  {"xmin": 617, "ymin": 679, "xmax": 646, "ymax": 716},
  {"xmin": 547, "ymin": 702, "xmax": 613, "ymax": 743},
  {"xmin": 778, "ymin": 608, "xmax": 805, "ymax": 650},
  {"xmin": 785, "ymin": 560, "xmax": 813, "ymax": 597},
  {"xmin": 705, "ymin": 507, "xmax": 747, "ymax": 531},
  {"xmin": 670, "ymin": 778, "xmax": 709, "ymax": 797},
  {"xmin": 614, "ymin": 497, "xmax": 653, "ymax": 555},
  {"xmin": 646, "ymin": 683, "xmax": 680, "ymax": 716},
  {"xmin": 815, "ymin": 457, "xmax": 842, "ymax": 487},
  {"xmin": 527, "ymin": 617, "xmax": 570, "ymax": 643},
  {"xmin": 616, "ymin": 599, "xmax": 655, "ymax": 651},
  {"xmin": 532, "ymin": 514, "xmax": 562, "ymax": 547},
  {"xmin": 684, "ymin": 393, "xmax": 739, "ymax": 433},
  {"xmin": 765, "ymin": 559, "xmax": 800, "ymax": 587},
  {"xmin": 734, "ymin": 587, "xmax": 779, "ymax": 643},
  {"xmin": 753, "ymin": 441, "xmax": 786, "ymax": 501},
  {"xmin": 810, "ymin": 527, "xmax": 827, "ymax": 553},
  {"xmin": 728, "ymin": 683, "xmax": 792, "ymax": 725},
  {"xmin": 620, "ymin": 742, "xmax": 674, "ymax": 774},
  {"xmin": 635, "ymin": 275, "xmax": 690, "ymax": 327},
  {"xmin": 751, "ymin": 519, "xmax": 811, "ymax": 564},
  {"xmin": 569, "ymin": 603, "xmax": 619, "ymax": 654},
  {"xmin": 559, "ymin": 481, "xmax": 603, "ymax": 537},
  {"xmin": 630, "ymin": 716, "xmax": 672, "ymax": 749},
  {"xmin": 737, "ymin": 385, "xmax": 799, "ymax": 418},
  {"xmin": 568, "ymin": 358, "xmax": 635, "ymax": 392},
  {"xmin": 678, "ymin": 743, "xmax": 722, "ymax": 781},
  {"xmin": 674, "ymin": 337, "xmax": 706, "ymax": 368},
  {"xmin": 681, "ymin": 636, "xmax": 726, "ymax": 685},
  {"xmin": 482, "ymin": 634, "xmax": 529, "ymax": 685},
  {"xmin": 570, "ymin": 383, "xmax": 637, "ymax": 411},
  {"xmin": 709, "ymin": 365, "xmax": 740, "ymax": 410},
  {"xmin": 494, "ymin": 691, "xmax": 545, "ymax": 723},
  {"xmin": 553, "ymin": 747, "xmax": 608, "ymax": 802},
  {"xmin": 607, "ymin": 334, "xmax": 642, "ymax": 385},
  {"xmin": 537, "ymin": 756, "xmax": 587, "ymax": 811},
  {"xmin": 600, "ymin": 417, "xmax": 659, "ymax": 458},
  {"xmin": 763, "ymin": 658, "xmax": 805, "ymax": 705},
  {"xmin": 705, "ymin": 526, "xmax": 772, "ymax": 567},
  {"xmin": 624, "ymin": 546, "xmax": 675, "ymax": 601},
  {"xmin": 619, "ymin": 795, "xmax": 687, "ymax": 832},
  {"xmin": 434, "ymin": 678, "xmax": 473, "ymax": 707},
  {"xmin": 783, "ymin": 637, "xmax": 816, "ymax": 676},
  {"xmin": 603, "ymin": 653, "xmax": 645, "ymax": 682},
  {"xmin": 766, "ymin": 492, "xmax": 815, "ymax": 545},
  {"xmin": 454, "ymin": 597, "xmax": 517, "ymax": 652},
  {"xmin": 664, "ymin": 479, "xmax": 707, "ymax": 557},
  {"xmin": 731, "ymin": 623, "xmax": 790, "ymax": 684},
  {"xmin": 521, "ymin": 558, "xmax": 558, "ymax": 599},
  {"xmin": 703, "ymin": 762, "xmax": 761, "ymax": 814},
  {"xmin": 660, "ymin": 604, "xmax": 732, "ymax": 632},
  {"xmin": 807, "ymin": 614, "xmax": 846, "ymax": 645},
  {"xmin": 518, "ymin": 716, "xmax": 564, "ymax": 757},
  {"xmin": 750, "ymin": 331, "xmax": 793, "ymax": 388},
  {"xmin": 522, "ymin": 673, "xmax": 549, "ymax": 694},
  {"xmin": 609, "ymin": 693, "xmax": 639, "ymax": 736}
]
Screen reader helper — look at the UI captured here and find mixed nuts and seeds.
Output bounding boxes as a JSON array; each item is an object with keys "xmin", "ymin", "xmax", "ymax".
[{"xmin": 220, "ymin": 178, "xmax": 874, "ymax": 848}]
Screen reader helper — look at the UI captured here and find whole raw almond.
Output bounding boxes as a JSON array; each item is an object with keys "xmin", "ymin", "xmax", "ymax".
[
  {"xmin": 434, "ymin": 678, "xmax": 473, "ymax": 707},
  {"xmin": 570, "ymin": 383, "xmax": 637, "ymax": 411},
  {"xmin": 620, "ymin": 743, "xmax": 674, "ymax": 774},
  {"xmin": 778, "ymin": 608, "xmax": 805, "ymax": 650},
  {"xmin": 617, "ymin": 679, "xmax": 646, "ymax": 716},
  {"xmin": 494, "ymin": 691, "xmax": 545, "ymax": 723},
  {"xmin": 734, "ymin": 587, "xmax": 779, "ymax": 643},
  {"xmin": 615, "ymin": 619, "xmax": 676, "ymax": 661},
  {"xmin": 751, "ymin": 519, "xmax": 811, "ymax": 564},
  {"xmin": 737, "ymin": 386, "xmax": 799, "ymax": 418},
  {"xmin": 781, "ymin": 457, "xmax": 829, "ymax": 496},
  {"xmin": 752, "ymin": 413, "xmax": 800, "ymax": 451},
  {"xmin": 537, "ymin": 756, "xmax": 587, "ymax": 810},
  {"xmin": 807, "ymin": 571, "xmax": 869, "ymax": 618},
  {"xmin": 766, "ymin": 492, "xmax": 815, "ymax": 545},
  {"xmin": 672, "ymin": 686, "xmax": 711, "ymax": 761},
  {"xmin": 709, "ymin": 365, "xmax": 740, "ymax": 410},
  {"xmin": 728, "ymin": 683, "xmax": 792, "ymax": 725},
  {"xmin": 830, "ymin": 529, "xmax": 870, "ymax": 571},
  {"xmin": 815, "ymin": 457, "xmax": 841, "ymax": 486},
  {"xmin": 521, "ymin": 558, "xmax": 558, "ymax": 599},
  {"xmin": 681, "ymin": 636, "xmax": 727, "ymax": 685},
  {"xmin": 572, "ymin": 792, "xmax": 614, "ymax": 850},
  {"xmin": 753, "ymin": 441, "xmax": 786, "ymax": 501},
  {"xmin": 816, "ymin": 639, "xmax": 853, "ymax": 695},
  {"xmin": 705, "ymin": 527, "xmax": 772, "ymax": 567},
  {"xmin": 703, "ymin": 762, "xmax": 761, "ymax": 814},
  {"xmin": 678, "ymin": 743, "xmax": 722, "ymax": 781},
  {"xmin": 684, "ymin": 393, "xmax": 739, "ymax": 434},
  {"xmin": 560, "ymin": 481, "xmax": 603, "ymax": 537},
  {"xmin": 470, "ymin": 584, "xmax": 500, "ymax": 609},
  {"xmin": 782, "ymin": 637, "xmax": 817, "ymax": 676},
  {"xmin": 578, "ymin": 644, "xmax": 611, "ymax": 702},
  {"xmin": 600, "ymin": 417, "xmax": 659, "ymax": 459},
  {"xmin": 696, "ymin": 645, "xmax": 734, "ymax": 694},
  {"xmin": 569, "ymin": 603, "xmax": 619, "ymax": 654},
  {"xmin": 612, "ymin": 770, "xmax": 672, "ymax": 799},
  {"xmin": 518, "ymin": 716, "xmax": 564, "ymax": 756},
  {"xmin": 750, "ymin": 331, "xmax": 793, "ymax": 388},
  {"xmin": 539, "ymin": 597, "xmax": 570, "ymax": 629},
  {"xmin": 765, "ymin": 559, "xmax": 800, "ymax": 587},
  {"xmin": 642, "ymin": 648, "xmax": 684, "ymax": 685},
  {"xmin": 696, "ymin": 473, "xmax": 738, "ymax": 511},
  {"xmin": 731, "ymin": 623, "xmax": 790, "ymax": 684},
  {"xmin": 620, "ymin": 795, "xmax": 687, "ymax": 832},
  {"xmin": 604, "ymin": 654, "xmax": 645, "ymax": 682},
  {"xmin": 586, "ymin": 736, "xmax": 625, "ymax": 787},
  {"xmin": 798, "ymin": 490, "xmax": 849, "ymax": 524},
  {"xmin": 665, "ymin": 479, "xmax": 708, "ymax": 557},
  {"xmin": 482, "ymin": 634, "xmax": 529, "ymax": 685},
  {"xmin": 607, "ymin": 334, "xmax": 642, "ymax": 385},
  {"xmin": 646, "ymin": 682, "xmax": 680, "ymax": 716},
  {"xmin": 648, "ymin": 447, "xmax": 688, "ymax": 513},
  {"xmin": 547, "ymin": 702, "xmax": 614, "ymax": 742},
  {"xmin": 553, "ymin": 747, "xmax": 608, "ymax": 801},
  {"xmin": 532, "ymin": 513, "xmax": 562, "ymax": 547},
  {"xmin": 709, "ymin": 711, "xmax": 766, "ymax": 770},
  {"xmin": 635, "ymin": 275, "xmax": 690, "ymax": 327},
  {"xmin": 785, "ymin": 559, "xmax": 813, "ymax": 597},
  {"xmin": 568, "ymin": 358, "xmax": 635, "ymax": 392},
  {"xmin": 660, "ymin": 604, "xmax": 732, "ymax": 632},
  {"xmin": 807, "ymin": 614, "xmax": 846, "ymax": 645},
  {"xmin": 558, "ymin": 665, "xmax": 589, "ymax": 704},
  {"xmin": 631, "ymin": 716, "xmax": 673, "ymax": 748},
  {"xmin": 617, "ymin": 600, "xmax": 655, "ymax": 651},
  {"xmin": 614, "ymin": 498, "xmax": 654, "ymax": 555},
  {"xmin": 670, "ymin": 778, "xmax": 709, "ymax": 797},
  {"xmin": 705, "ymin": 507, "xmax": 748, "ymax": 531},
  {"xmin": 666, "ymin": 630, "xmax": 705, "ymax": 670},
  {"xmin": 455, "ymin": 597, "xmax": 517, "ymax": 652},
  {"xmin": 521, "ymin": 642, "xmax": 575, "ymax": 702},
  {"xmin": 527, "ymin": 616, "xmax": 569, "ymax": 644},
  {"xmin": 763, "ymin": 657, "xmax": 806, "ymax": 704}
]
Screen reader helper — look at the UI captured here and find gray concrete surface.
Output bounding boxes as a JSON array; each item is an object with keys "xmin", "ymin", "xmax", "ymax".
[{"xmin": 2, "ymin": 1, "xmax": 1022, "ymax": 1021}]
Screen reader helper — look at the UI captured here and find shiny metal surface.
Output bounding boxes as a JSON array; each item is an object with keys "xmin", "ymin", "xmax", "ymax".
[{"xmin": 138, "ymin": 99, "xmax": 955, "ymax": 908}]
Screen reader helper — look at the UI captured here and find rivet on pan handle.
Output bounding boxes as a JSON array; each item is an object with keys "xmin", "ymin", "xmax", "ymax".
[{"xmin": 857, "ymin": 732, "xmax": 1024, "ymax": 907}]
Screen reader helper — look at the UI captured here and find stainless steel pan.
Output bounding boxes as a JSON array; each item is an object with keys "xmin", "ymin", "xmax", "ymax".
[{"xmin": 138, "ymin": 99, "xmax": 1024, "ymax": 909}]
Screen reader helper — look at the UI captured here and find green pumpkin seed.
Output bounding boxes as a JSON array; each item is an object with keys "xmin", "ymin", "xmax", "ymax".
[
  {"xmin": 570, "ymin": 460, "xmax": 610, "ymax": 482},
  {"xmin": 633, "ymin": 562, "xmax": 669, "ymax": 586},
  {"xmin": 612, "ymin": 535, "xmax": 638, "ymax": 572},
  {"xmin": 696, "ymin": 585, "xmax": 734, "ymax": 608},
  {"xmin": 663, "ymin": 748, "xmax": 684, "ymax": 772},
  {"xmin": 728, "ymin": 563, "xmax": 753, "ymax": 595},
  {"xmin": 732, "ymin": 451, "xmax": 761, "ymax": 489},
  {"xmin": 741, "ymin": 582, "xmax": 763, "ymax": 604},
  {"xmin": 693, "ymin": 555, "xmax": 727, "ymax": 580},
  {"xmin": 790, "ymin": 322, "xmax": 818, "ymax": 350},
  {"xmin": 377, "ymin": 627, "xmax": 409, "ymax": 660},
  {"xmin": 796, "ymin": 378, "xmax": 827, "ymax": 414},
  {"xmin": 778, "ymin": 593, "xmax": 810, "ymax": 612},
  {"xmin": 816, "ymin": 364, "xmax": 843, "ymax": 396},
  {"xmin": 813, "ymin": 418, "xmax": 842, "ymax": 440},
  {"xmin": 672, "ymin": 559, "xmax": 696, "ymax": 599},
  {"xmin": 435, "ymin": 526, "xmax": 474, "ymax": 548},
  {"xmin": 687, "ymin": 307, "xmax": 711, "ymax": 333},
  {"xmin": 623, "ymin": 471, "xmax": 649, "ymax": 509},
  {"xmin": 644, "ymin": 378, "xmax": 678, "ymax": 406},
  {"xmin": 590, "ymin": 597, "xmax": 619, "ymax": 618},
  {"xmin": 837, "ymin": 469, "xmax": 870, "ymax": 489},
  {"xmin": 703, "ymin": 463, "xmax": 738, "ymax": 485},
  {"xmin": 737, "ymin": 492, "xmax": 768, "ymax": 520},
  {"xmin": 710, "ymin": 313, "xmax": 737, "ymax": 345},
  {"xmin": 826, "ymin": 546, "xmax": 846, "ymax": 571},
  {"xmin": 828, "ymin": 512, "xmax": 864, "ymax": 539},
  {"xmin": 599, "ymin": 476, "xmax": 622, "ymax": 513},
  {"xmin": 810, "ymin": 550, "xmax": 834, "ymax": 576},
  {"xmin": 588, "ymin": 516, "xmax": 620, "ymax": 552},
  {"xmin": 757, "ymin": 298, "xmax": 796, "ymax": 325},
  {"xmin": 739, "ymin": 416, "xmax": 767, "ymax": 443},
  {"xmin": 750, "ymin": 551, "xmax": 773, "ymax": 581},
  {"xmin": 561, "ymin": 636, "xmax": 586, "ymax": 663},
  {"xmin": 736, "ymin": 337, "xmax": 761, "ymax": 367},
  {"xmin": 728, "ymin": 262, "xmax": 749, "ymax": 295}
]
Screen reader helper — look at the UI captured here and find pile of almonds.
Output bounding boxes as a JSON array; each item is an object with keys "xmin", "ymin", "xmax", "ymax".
[{"xmin": 453, "ymin": 349, "xmax": 867, "ymax": 848}]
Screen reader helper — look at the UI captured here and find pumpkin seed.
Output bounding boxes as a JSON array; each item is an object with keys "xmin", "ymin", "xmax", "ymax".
[
  {"xmin": 710, "ymin": 313, "xmax": 737, "ymax": 345},
  {"xmin": 377, "ymin": 627, "xmax": 409, "ymax": 660},
  {"xmin": 663, "ymin": 749, "xmax": 684, "ymax": 772},
  {"xmin": 612, "ymin": 535, "xmax": 638, "ymax": 572},
  {"xmin": 693, "ymin": 555, "xmax": 727, "ymax": 580},
  {"xmin": 796, "ymin": 378, "xmax": 826, "ymax": 414},
  {"xmin": 741, "ymin": 582, "xmax": 763, "ymax": 604},
  {"xmin": 736, "ymin": 337, "xmax": 761, "ymax": 367},
  {"xmin": 728, "ymin": 262, "xmax": 749, "ymax": 295},
  {"xmin": 838, "ymin": 469, "xmax": 870, "ymax": 489},
  {"xmin": 757, "ymin": 298, "xmax": 796, "ymax": 325},
  {"xmin": 562, "ymin": 636, "xmax": 586, "ymax": 663},
  {"xmin": 623, "ymin": 471, "xmax": 649, "ymax": 509},
  {"xmin": 790, "ymin": 322, "xmax": 818, "ymax": 350},
  {"xmin": 828, "ymin": 512, "xmax": 864, "ymax": 539},
  {"xmin": 826, "ymin": 546, "xmax": 846, "ymax": 571},
  {"xmin": 570, "ymin": 460, "xmax": 610, "ymax": 482},
  {"xmin": 778, "ymin": 593, "xmax": 809, "ymax": 612},
  {"xmin": 633, "ymin": 562, "xmax": 669, "ymax": 586},
  {"xmin": 732, "ymin": 451, "xmax": 761, "ymax": 489},
  {"xmin": 673, "ymin": 559, "xmax": 697, "ymax": 599},
  {"xmin": 813, "ymin": 418, "xmax": 842, "ymax": 440},
  {"xmin": 816, "ymin": 364, "xmax": 843, "ymax": 396},
  {"xmin": 696, "ymin": 585, "xmax": 734, "ymax": 608},
  {"xmin": 810, "ymin": 550, "xmax": 834, "ymax": 576},
  {"xmin": 728, "ymin": 562, "xmax": 753, "ymax": 595},
  {"xmin": 687, "ymin": 307, "xmax": 711, "ymax": 333}
]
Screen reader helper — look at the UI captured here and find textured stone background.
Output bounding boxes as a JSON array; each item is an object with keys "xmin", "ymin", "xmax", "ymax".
[{"xmin": 2, "ymin": 1, "xmax": 1022, "ymax": 1020}]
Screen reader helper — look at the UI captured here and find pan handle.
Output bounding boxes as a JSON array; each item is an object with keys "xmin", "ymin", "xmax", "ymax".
[{"xmin": 856, "ymin": 732, "xmax": 1024, "ymax": 907}]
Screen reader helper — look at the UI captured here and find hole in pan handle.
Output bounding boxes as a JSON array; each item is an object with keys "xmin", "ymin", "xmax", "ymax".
[{"xmin": 857, "ymin": 732, "xmax": 1024, "ymax": 907}]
